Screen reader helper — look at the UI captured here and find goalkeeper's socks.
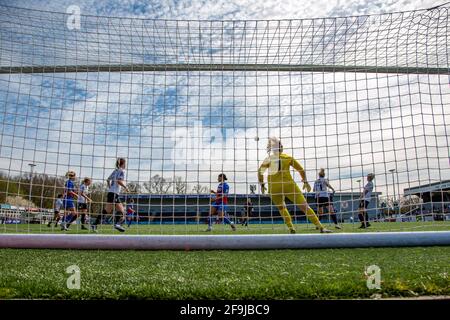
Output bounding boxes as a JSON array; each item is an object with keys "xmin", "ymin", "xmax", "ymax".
[{"xmin": 80, "ymin": 213, "xmax": 86, "ymax": 225}]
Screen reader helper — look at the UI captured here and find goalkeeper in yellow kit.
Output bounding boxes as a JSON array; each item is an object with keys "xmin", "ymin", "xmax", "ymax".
[{"xmin": 258, "ymin": 137, "xmax": 332, "ymax": 234}]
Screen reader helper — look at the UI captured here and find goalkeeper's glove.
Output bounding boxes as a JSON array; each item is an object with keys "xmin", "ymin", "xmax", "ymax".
[{"xmin": 302, "ymin": 181, "xmax": 311, "ymax": 192}]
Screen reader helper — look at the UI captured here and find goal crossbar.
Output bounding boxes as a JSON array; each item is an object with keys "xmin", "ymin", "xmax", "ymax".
[
  {"xmin": 1, "ymin": 231, "xmax": 449, "ymax": 250},
  {"xmin": 1, "ymin": 64, "xmax": 448, "ymax": 75}
]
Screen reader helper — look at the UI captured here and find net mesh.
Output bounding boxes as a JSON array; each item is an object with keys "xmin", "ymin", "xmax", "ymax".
[{"xmin": 0, "ymin": 4, "xmax": 449, "ymax": 235}]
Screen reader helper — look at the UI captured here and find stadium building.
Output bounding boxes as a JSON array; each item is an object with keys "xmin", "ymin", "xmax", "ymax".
[
  {"xmin": 0, "ymin": 204, "xmax": 52, "ymax": 224},
  {"xmin": 122, "ymin": 192, "xmax": 381, "ymax": 224},
  {"xmin": 404, "ymin": 180, "xmax": 450, "ymax": 215}
]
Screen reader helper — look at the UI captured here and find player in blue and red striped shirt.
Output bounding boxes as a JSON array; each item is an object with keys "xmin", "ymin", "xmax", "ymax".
[
  {"xmin": 126, "ymin": 198, "xmax": 137, "ymax": 228},
  {"xmin": 206, "ymin": 173, "xmax": 236, "ymax": 232}
]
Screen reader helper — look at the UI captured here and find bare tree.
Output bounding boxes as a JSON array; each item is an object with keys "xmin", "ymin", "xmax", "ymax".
[
  {"xmin": 0, "ymin": 171, "xmax": 26, "ymax": 204},
  {"xmin": 192, "ymin": 184, "xmax": 209, "ymax": 194},
  {"xmin": 146, "ymin": 175, "xmax": 172, "ymax": 194},
  {"xmin": 142, "ymin": 181, "xmax": 152, "ymax": 194},
  {"xmin": 6, "ymin": 195, "xmax": 35, "ymax": 207},
  {"xmin": 174, "ymin": 176, "xmax": 187, "ymax": 194},
  {"xmin": 127, "ymin": 181, "xmax": 142, "ymax": 193},
  {"xmin": 399, "ymin": 195, "xmax": 422, "ymax": 214},
  {"xmin": 2, "ymin": 173, "xmax": 65, "ymax": 209}
]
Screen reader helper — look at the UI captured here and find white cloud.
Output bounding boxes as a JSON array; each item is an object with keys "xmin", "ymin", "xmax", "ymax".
[{"xmin": 1, "ymin": 0, "xmax": 444, "ymax": 19}]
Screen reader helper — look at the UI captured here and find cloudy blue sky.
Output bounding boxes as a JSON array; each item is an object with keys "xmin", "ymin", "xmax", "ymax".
[
  {"xmin": 0, "ymin": 0, "xmax": 444, "ymax": 20},
  {"xmin": 0, "ymin": 0, "xmax": 449, "ymax": 202}
]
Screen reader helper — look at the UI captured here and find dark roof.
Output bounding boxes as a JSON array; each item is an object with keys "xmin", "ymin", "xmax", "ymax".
[{"xmin": 404, "ymin": 180, "xmax": 450, "ymax": 195}]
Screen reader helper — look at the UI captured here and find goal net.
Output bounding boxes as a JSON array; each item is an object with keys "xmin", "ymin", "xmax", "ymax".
[{"xmin": 0, "ymin": 4, "xmax": 449, "ymax": 242}]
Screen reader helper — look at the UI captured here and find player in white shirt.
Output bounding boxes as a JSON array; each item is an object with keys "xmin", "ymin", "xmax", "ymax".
[
  {"xmin": 91, "ymin": 158, "xmax": 130, "ymax": 232},
  {"xmin": 77, "ymin": 178, "xmax": 92, "ymax": 230},
  {"xmin": 313, "ymin": 168, "xmax": 341, "ymax": 229},
  {"xmin": 358, "ymin": 173, "xmax": 375, "ymax": 228},
  {"xmin": 65, "ymin": 177, "xmax": 92, "ymax": 231},
  {"xmin": 47, "ymin": 194, "xmax": 64, "ymax": 227}
]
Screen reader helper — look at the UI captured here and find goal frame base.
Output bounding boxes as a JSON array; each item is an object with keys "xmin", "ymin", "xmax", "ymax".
[{"xmin": 0, "ymin": 231, "xmax": 449, "ymax": 250}]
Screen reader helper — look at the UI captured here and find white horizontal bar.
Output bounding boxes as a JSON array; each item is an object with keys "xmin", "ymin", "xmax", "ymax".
[
  {"xmin": 0, "ymin": 64, "xmax": 448, "ymax": 75},
  {"xmin": 0, "ymin": 231, "xmax": 449, "ymax": 250}
]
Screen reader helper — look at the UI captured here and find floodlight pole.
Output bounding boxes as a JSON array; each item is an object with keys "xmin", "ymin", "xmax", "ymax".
[
  {"xmin": 28, "ymin": 163, "xmax": 36, "ymax": 206},
  {"xmin": 389, "ymin": 169, "xmax": 396, "ymax": 214}
]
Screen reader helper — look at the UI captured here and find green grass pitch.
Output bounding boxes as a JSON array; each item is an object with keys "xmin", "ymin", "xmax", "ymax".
[
  {"xmin": 2, "ymin": 220, "xmax": 450, "ymax": 234},
  {"xmin": 0, "ymin": 222, "xmax": 449, "ymax": 299}
]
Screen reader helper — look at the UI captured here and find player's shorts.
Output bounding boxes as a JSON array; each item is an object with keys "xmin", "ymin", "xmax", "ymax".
[
  {"xmin": 212, "ymin": 202, "xmax": 228, "ymax": 213},
  {"xmin": 54, "ymin": 210, "xmax": 60, "ymax": 215},
  {"xmin": 64, "ymin": 198, "xmax": 75, "ymax": 209},
  {"xmin": 107, "ymin": 192, "xmax": 121, "ymax": 204},
  {"xmin": 78, "ymin": 203, "xmax": 88, "ymax": 210},
  {"xmin": 316, "ymin": 197, "xmax": 330, "ymax": 208},
  {"xmin": 359, "ymin": 200, "xmax": 370, "ymax": 209}
]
